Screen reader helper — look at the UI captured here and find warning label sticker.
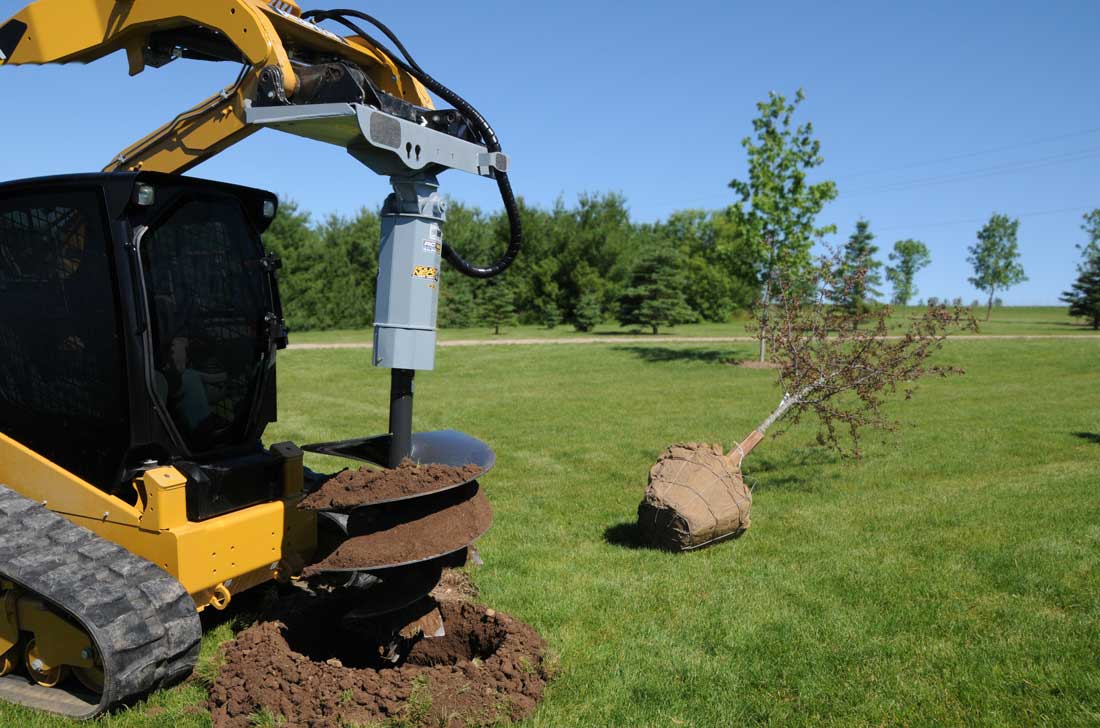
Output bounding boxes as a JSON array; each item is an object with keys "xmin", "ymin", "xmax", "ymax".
[
  {"xmin": 428, "ymin": 224, "xmax": 442, "ymax": 242},
  {"xmin": 422, "ymin": 239, "xmax": 442, "ymax": 254},
  {"xmin": 413, "ymin": 265, "xmax": 439, "ymax": 280}
]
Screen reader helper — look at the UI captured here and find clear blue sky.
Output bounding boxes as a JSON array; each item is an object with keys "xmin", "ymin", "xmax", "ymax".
[{"xmin": 1, "ymin": 0, "xmax": 1097, "ymax": 304}]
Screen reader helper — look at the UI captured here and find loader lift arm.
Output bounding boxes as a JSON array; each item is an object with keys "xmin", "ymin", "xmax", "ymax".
[
  {"xmin": 0, "ymin": 0, "xmax": 521, "ymax": 277},
  {"xmin": 0, "ymin": 0, "xmax": 430, "ymax": 174}
]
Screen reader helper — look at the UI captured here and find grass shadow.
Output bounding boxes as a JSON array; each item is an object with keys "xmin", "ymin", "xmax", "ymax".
[
  {"xmin": 603, "ymin": 521, "xmax": 656, "ymax": 550},
  {"xmin": 1072, "ymin": 432, "xmax": 1100, "ymax": 444},
  {"xmin": 613, "ymin": 346, "xmax": 743, "ymax": 365},
  {"xmin": 743, "ymin": 446, "xmax": 842, "ymax": 493}
]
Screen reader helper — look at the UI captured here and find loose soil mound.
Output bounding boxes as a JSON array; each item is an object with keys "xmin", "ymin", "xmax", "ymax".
[
  {"xmin": 209, "ymin": 599, "xmax": 550, "ymax": 728},
  {"xmin": 301, "ymin": 459, "xmax": 484, "ymax": 510},
  {"xmin": 302, "ymin": 487, "xmax": 492, "ymax": 575}
]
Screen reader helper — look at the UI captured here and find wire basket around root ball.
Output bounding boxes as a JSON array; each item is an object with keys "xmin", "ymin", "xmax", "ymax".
[{"xmin": 637, "ymin": 442, "xmax": 752, "ymax": 551}]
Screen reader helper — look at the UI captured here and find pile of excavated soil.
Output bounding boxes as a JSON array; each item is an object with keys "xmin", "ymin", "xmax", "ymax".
[
  {"xmin": 209, "ymin": 598, "xmax": 550, "ymax": 728},
  {"xmin": 302, "ymin": 486, "xmax": 492, "ymax": 576},
  {"xmin": 301, "ymin": 459, "xmax": 484, "ymax": 510}
]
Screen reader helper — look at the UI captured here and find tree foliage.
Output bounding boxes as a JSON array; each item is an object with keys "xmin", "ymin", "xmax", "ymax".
[
  {"xmin": 744, "ymin": 253, "xmax": 975, "ymax": 458},
  {"xmin": 1078, "ymin": 208, "xmax": 1100, "ymax": 269},
  {"xmin": 833, "ymin": 219, "xmax": 883, "ymax": 315},
  {"xmin": 261, "ymin": 190, "xmax": 777, "ymax": 334},
  {"xmin": 967, "ymin": 213, "xmax": 1026, "ymax": 321},
  {"xmin": 617, "ymin": 248, "xmax": 698, "ymax": 334},
  {"xmin": 1062, "ymin": 221, "xmax": 1100, "ymax": 330},
  {"xmin": 886, "ymin": 238, "xmax": 931, "ymax": 305},
  {"xmin": 478, "ymin": 278, "xmax": 517, "ymax": 335}
]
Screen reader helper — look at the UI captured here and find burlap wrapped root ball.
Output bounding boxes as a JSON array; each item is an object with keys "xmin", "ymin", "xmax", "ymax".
[{"xmin": 637, "ymin": 442, "xmax": 752, "ymax": 551}]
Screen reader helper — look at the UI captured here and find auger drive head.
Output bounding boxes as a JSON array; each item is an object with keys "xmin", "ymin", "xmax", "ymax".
[{"xmin": 0, "ymin": 0, "xmax": 521, "ymax": 716}]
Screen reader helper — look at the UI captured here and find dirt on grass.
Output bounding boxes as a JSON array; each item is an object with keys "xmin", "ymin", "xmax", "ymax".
[
  {"xmin": 300, "ymin": 460, "xmax": 484, "ymax": 510},
  {"xmin": 209, "ymin": 596, "xmax": 550, "ymax": 728},
  {"xmin": 733, "ymin": 359, "xmax": 780, "ymax": 369}
]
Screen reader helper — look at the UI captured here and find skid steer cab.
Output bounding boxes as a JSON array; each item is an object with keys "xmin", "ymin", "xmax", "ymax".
[{"xmin": 0, "ymin": 171, "xmax": 315, "ymax": 602}]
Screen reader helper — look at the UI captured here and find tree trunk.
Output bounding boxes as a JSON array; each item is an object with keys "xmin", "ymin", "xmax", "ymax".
[
  {"xmin": 985, "ymin": 289, "xmax": 994, "ymax": 321},
  {"xmin": 494, "ymin": 323, "xmax": 500, "ymax": 335},
  {"xmin": 651, "ymin": 324, "xmax": 658, "ymax": 335},
  {"xmin": 730, "ymin": 378, "xmax": 823, "ymax": 467},
  {"xmin": 758, "ymin": 238, "xmax": 776, "ymax": 363}
]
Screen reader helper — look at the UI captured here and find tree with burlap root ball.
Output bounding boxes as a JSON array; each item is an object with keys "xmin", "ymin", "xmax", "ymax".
[{"xmin": 637, "ymin": 254, "xmax": 976, "ymax": 551}]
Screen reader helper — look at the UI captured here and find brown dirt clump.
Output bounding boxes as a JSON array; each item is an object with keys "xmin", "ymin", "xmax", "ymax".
[
  {"xmin": 208, "ymin": 598, "xmax": 550, "ymax": 728},
  {"xmin": 431, "ymin": 568, "xmax": 480, "ymax": 602},
  {"xmin": 301, "ymin": 459, "xmax": 484, "ymax": 510},
  {"xmin": 734, "ymin": 359, "xmax": 780, "ymax": 369},
  {"xmin": 302, "ymin": 486, "xmax": 492, "ymax": 575}
]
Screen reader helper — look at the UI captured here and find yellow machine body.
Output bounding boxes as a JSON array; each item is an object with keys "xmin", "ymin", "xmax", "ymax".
[{"xmin": 0, "ymin": 432, "xmax": 316, "ymax": 612}]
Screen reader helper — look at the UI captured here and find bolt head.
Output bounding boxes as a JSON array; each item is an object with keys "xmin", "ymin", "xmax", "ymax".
[
  {"xmin": 81, "ymin": 648, "xmax": 93, "ymax": 660},
  {"xmin": 30, "ymin": 658, "xmax": 44, "ymax": 671}
]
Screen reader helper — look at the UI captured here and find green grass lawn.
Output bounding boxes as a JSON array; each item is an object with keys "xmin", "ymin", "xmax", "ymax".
[
  {"xmin": 288, "ymin": 306, "xmax": 1097, "ymax": 345},
  {"xmin": 6, "ymin": 337, "xmax": 1099, "ymax": 726}
]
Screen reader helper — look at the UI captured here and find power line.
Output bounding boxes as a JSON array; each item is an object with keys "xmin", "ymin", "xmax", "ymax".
[
  {"xmin": 834, "ymin": 125, "xmax": 1100, "ymax": 180},
  {"xmin": 874, "ymin": 204, "xmax": 1093, "ymax": 233},
  {"xmin": 843, "ymin": 147, "xmax": 1100, "ymax": 197}
]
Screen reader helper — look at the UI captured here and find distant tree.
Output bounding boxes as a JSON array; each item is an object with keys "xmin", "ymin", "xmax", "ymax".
[
  {"xmin": 1079, "ymin": 209, "xmax": 1100, "ymax": 268},
  {"xmin": 438, "ymin": 278, "xmax": 476, "ymax": 328},
  {"xmin": 573, "ymin": 291, "xmax": 603, "ymax": 332},
  {"xmin": 1061, "ymin": 255, "xmax": 1100, "ymax": 330},
  {"xmin": 994, "ymin": 297, "xmax": 1004, "ymax": 308},
  {"xmin": 540, "ymin": 302, "xmax": 561, "ymax": 329},
  {"xmin": 478, "ymin": 279, "xmax": 516, "ymax": 335},
  {"xmin": 618, "ymin": 248, "xmax": 698, "ymax": 334},
  {"xmin": 926, "ymin": 296, "xmax": 940, "ymax": 306},
  {"xmin": 967, "ymin": 213, "xmax": 1026, "ymax": 321},
  {"xmin": 886, "ymin": 239, "xmax": 931, "ymax": 306},
  {"xmin": 571, "ymin": 262, "xmax": 605, "ymax": 332},
  {"xmin": 833, "ymin": 219, "xmax": 883, "ymax": 316},
  {"xmin": 728, "ymin": 89, "xmax": 838, "ymax": 361}
]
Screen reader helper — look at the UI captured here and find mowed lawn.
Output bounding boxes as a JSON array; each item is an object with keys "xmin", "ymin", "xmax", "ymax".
[
  {"xmin": 5, "ymin": 337, "xmax": 1098, "ymax": 726},
  {"xmin": 289, "ymin": 305, "xmax": 1095, "ymax": 344}
]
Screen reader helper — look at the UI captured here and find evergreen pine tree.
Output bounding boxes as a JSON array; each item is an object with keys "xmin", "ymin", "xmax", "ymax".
[
  {"xmin": 834, "ymin": 219, "xmax": 883, "ymax": 315},
  {"xmin": 478, "ymin": 279, "xmax": 517, "ymax": 335},
  {"xmin": 617, "ymin": 248, "xmax": 698, "ymax": 334},
  {"xmin": 540, "ymin": 301, "xmax": 561, "ymax": 329},
  {"xmin": 573, "ymin": 292, "xmax": 603, "ymax": 332},
  {"xmin": 1061, "ymin": 255, "xmax": 1100, "ymax": 330}
]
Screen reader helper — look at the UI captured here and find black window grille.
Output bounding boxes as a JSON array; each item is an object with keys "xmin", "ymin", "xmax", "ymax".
[
  {"xmin": 0, "ymin": 189, "xmax": 128, "ymax": 487},
  {"xmin": 141, "ymin": 197, "xmax": 270, "ymax": 453}
]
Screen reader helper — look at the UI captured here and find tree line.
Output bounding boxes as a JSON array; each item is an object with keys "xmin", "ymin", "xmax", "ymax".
[{"xmin": 261, "ymin": 89, "xmax": 1100, "ymax": 334}]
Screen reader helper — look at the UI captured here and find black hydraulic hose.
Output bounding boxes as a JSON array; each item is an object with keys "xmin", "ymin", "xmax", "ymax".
[{"xmin": 303, "ymin": 9, "xmax": 522, "ymax": 279}]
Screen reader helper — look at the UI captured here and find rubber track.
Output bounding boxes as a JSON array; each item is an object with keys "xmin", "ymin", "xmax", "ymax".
[{"xmin": 0, "ymin": 485, "xmax": 201, "ymax": 718}]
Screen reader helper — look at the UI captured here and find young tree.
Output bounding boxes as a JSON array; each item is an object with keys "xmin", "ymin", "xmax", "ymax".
[
  {"xmin": 728, "ymin": 89, "xmax": 838, "ymax": 361},
  {"xmin": 834, "ymin": 219, "xmax": 883, "ymax": 316},
  {"xmin": 477, "ymin": 279, "xmax": 516, "ymax": 335},
  {"xmin": 1061, "ymin": 256, "xmax": 1100, "ymax": 330},
  {"xmin": 886, "ymin": 238, "xmax": 931, "ymax": 306},
  {"xmin": 573, "ymin": 291, "xmax": 603, "ymax": 333},
  {"xmin": 617, "ymin": 248, "xmax": 698, "ymax": 335},
  {"xmin": 1077, "ymin": 208, "xmax": 1100, "ymax": 269},
  {"xmin": 570, "ymin": 262, "xmax": 605, "ymax": 332},
  {"xmin": 638, "ymin": 256, "xmax": 975, "ymax": 551},
  {"xmin": 967, "ymin": 213, "xmax": 1026, "ymax": 321}
]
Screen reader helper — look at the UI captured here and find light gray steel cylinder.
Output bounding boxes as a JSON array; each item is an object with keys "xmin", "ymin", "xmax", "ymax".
[{"xmin": 373, "ymin": 174, "xmax": 445, "ymax": 370}]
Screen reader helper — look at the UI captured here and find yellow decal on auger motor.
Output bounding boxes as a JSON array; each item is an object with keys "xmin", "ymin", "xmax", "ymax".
[{"xmin": 413, "ymin": 265, "xmax": 438, "ymax": 280}]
